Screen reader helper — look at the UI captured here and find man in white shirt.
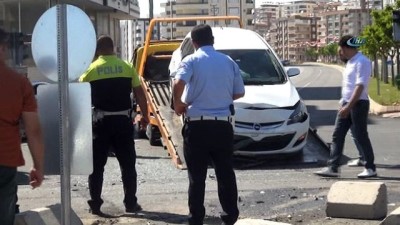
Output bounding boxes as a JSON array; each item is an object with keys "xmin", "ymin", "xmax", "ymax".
[{"xmin": 315, "ymin": 35, "xmax": 377, "ymax": 178}]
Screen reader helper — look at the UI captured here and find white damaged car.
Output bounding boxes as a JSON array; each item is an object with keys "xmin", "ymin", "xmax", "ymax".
[{"xmin": 169, "ymin": 27, "xmax": 309, "ymax": 155}]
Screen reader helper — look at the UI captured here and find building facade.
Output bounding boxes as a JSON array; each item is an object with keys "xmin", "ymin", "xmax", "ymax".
[
  {"xmin": 1, "ymin": 0, "xmax": 140, "ymax": 80},
  {"xmin": 159, "ymin": 0, "xmax": 255, "ymax": 39},
  {"xmin": 255, "ymin": 0, "xmax": 381, "ymax": 61},
  {"xmin": 254, "ymin": 2, "xmax": 279, "ymax": 45},
  {"xmin": 275, "ymin": 15, "xmax": 318, "ymax": 62}
]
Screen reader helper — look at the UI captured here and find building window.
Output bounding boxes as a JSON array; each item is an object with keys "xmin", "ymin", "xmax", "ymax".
[
  {"xmin": 228, "ymin": 0, "xmax": 239, "ymax": 3},
  {"xmin": 211, "ymin": 0, "xmax": 219, "ymax": 3},
  {"xmin": 186, "ymin": 21, "xmax": 197, "ymax": 26},
  {"xmin": 229, "ymin": 7, "xmax": 239, "ymax": 15}
]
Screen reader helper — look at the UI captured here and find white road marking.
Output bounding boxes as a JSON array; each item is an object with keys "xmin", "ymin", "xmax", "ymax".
[{"xmin": 297, "ymin": 68, "xmax": 322, "ymax": 91}]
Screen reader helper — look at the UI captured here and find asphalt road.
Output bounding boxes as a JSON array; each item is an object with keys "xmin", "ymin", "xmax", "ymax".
[{"xmin": 16, "ymin": 63, "xmax": 400, "ymax": 225}]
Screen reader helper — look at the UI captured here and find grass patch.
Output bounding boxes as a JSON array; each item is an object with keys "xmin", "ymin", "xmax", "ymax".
[{"xmin": 369, "ymin": 77, "xmax": 400, "ymax": 106}]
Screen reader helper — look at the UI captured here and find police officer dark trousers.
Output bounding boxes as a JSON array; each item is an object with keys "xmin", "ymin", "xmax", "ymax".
[
  {"xmin": 89, "ymin": 113, "xmax": 138, "ymax": 211},
  {"xmin": 183, "ymin": 119, "xmax": 239, "ymax": 225},
  {"xmin": 79, "ymin": 35, "xmax": 148, "ymax": 215}
]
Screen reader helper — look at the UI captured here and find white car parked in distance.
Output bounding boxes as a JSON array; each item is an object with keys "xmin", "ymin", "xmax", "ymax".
[{"xmin": 169, "ymin": 27, "xmax": 310, "ymax": 156}]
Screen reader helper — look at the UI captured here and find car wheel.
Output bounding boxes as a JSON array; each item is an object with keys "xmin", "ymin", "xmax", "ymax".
[
  {"xmin": 146, "ymin": 124, "xmax": 162, "ymax": 146},
  {"xmin": 134, "ymin": 120, "xmax": 147, "ymax": 139}
]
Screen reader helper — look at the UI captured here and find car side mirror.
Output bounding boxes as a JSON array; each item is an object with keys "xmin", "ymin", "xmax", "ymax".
[{"xmin": 286, "ymin": 67, "xmax": 300, "ymax": 77}]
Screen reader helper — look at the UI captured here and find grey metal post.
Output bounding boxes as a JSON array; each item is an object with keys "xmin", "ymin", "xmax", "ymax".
[
  {"xmin": 170, "ymin": 0, "xmax": 173, "ymax": 39},
  {"xmin": 57, "ymin": 4, "xmax": 71, "ymax": 225}
]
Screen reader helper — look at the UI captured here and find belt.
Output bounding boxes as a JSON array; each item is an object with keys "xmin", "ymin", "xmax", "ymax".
[
  {"xmin": 92, "ymin": 109, "xmax": 131, "ymax": 123},
  {"xmin": 100, "ymin": 109, "xmax": 130, "ymax": 116},
  {"xmin": 185, "ymin": 116, "xmax": 232, "ymax": 122}
]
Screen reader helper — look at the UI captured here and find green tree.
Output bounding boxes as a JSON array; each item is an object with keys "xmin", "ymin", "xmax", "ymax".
[
  {"xmin": 318, "ymin": 46, "xmax": 328, "ymax": 62},
  {"xmin": 305, "ymin": 47, "xmax": 318, "ymax": 61},
  {"xmin": 361, "ymin": 5, "xmax": 395, "ymax": 84},
  {"xmin": 360, "ymin": 24, "xmax": 381, "ymax": 79},
  {"xmin": 326, "ymin": 43, "xmax": 338, "ymax": 63}
]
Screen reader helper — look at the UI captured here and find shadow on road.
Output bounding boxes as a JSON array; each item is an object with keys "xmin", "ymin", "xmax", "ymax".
[
  {"xmin": 298, "ymin": 87, "xmax": 341, "ymax": 101},
  {"xmin": 375, "ymin": 164, "xmax": 400, "ymax": 169},
  {"xmin": 306, "ymin": 105, "xmax": 377, "ymax": 128},
  {"xmin": 306, "ymin": 105, "xmax": 337, "ymax": 128},
  {"xmin": 322, "ymin": 176, "xmax": 400, "ymax": 182}
]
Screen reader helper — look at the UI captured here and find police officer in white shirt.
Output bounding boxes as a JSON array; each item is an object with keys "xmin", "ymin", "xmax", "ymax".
[
  {"xmin": 315, "ymin": 35, "xmax": 377, "ymax": 178},
  {"xmin": 173, "ymin": 24, "xmax": 245, "ymax": 225}
]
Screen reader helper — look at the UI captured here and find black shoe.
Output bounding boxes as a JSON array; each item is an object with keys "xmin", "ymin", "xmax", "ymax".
[
  {"xmin": 88, "ymin": 199, "xmax": 103, "ymax": 215},
  {"xmin": 15, "ymin": 204, "xmax": 20, "ymax": 214},
  {"xmin": 126, "ymin": 203, "xmax": 142, "ymax": 213},
  {"xmin": 89, "ymin": 208, "xmax": 102, "ymax": 215}
]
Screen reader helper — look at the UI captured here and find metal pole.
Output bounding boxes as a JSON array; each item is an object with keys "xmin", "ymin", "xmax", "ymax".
[
  {"xmin": 239, "ymin": 0, "xmax": 242, "ymax": 27},
  {"xmin": 149, "ymin": 0, "xmax": 153, "ymax": 19},
  {"xmin": 170, "ymin": 0, "xmax": 173, "ymax": 39},
  {"xmin": 57, "ymin": 4, "xmax": 71, "ymax": 225},
  {"xmin": 210, "ymin": 4, "xmax": 218, "ymax": 26},
  {"xmin": 225, "ymin": 0, "xmax": 228, "ymax": 26},
  {"xmin": 18, "ymin": 0, "xmax": 21, "ymax": 32}
]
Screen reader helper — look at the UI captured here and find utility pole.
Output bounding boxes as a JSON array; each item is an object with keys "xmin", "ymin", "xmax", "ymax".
[
  {"xmin": 225, "ymin": 0, "xmax": 228, "ymax": 26},
  {"xmin": 169, "ymin": 0, "xmax": 174, "ymax": 39},
  {"xmin": 210, "ymin": 4, "xmax": 219, "ymax": 26},
  {"xmin": 149, "ymin": 0, "xmax": 153, "ymax": 19},
  {"xmin": 211, "ymin": 4, "xmax": 218, "ymax": 16}
]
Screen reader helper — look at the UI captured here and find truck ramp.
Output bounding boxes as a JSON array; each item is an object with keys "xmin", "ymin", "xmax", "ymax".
[{"xmin": 147, "ymin": 81, "xmax": 187, "ymax": 169}]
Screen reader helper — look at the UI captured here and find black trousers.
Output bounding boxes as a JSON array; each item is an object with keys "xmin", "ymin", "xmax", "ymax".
[
  {"xmin": 328, "ymin": 100, "xmax": 376, "ymax": 171},
  {"xmin": 88, "ymin": 115, "xmax": 138, "ymax": 210},
  {"xmin": 0, "ymin": 165, "xmax": 17, "ymax": 225},
  {"xmin": 183, "ymin": 120, "xmax": 239, "ymax": 225}
]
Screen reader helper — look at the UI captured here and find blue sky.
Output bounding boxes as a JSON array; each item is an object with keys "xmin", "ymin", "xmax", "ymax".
[{"xmin": 138, "ymin": 0, "xmax": 264, "ymax": 18}]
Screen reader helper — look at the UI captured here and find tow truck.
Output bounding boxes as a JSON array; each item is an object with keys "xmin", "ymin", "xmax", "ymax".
[
  {"xmin": 132, "ymin": 16, "xmax": 329, "ymax": 169},
  {"xmin": 132, "ymin": 16, "xmax": 242, "ymax": 169}
]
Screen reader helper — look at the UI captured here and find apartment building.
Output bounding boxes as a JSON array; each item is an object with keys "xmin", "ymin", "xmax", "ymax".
[
  {"xmin": 278, "ymin": 0, "xmax": 324, "ymax": 17},
  {"xmin": 340, "ymin": 0, "xmax": 383, "ymax": 9},
  {"xmin": 255, "ymin": 0, "xmax": 376, "ymax": 61},
  {"xmin": 275, "ymin": 14, "xmax": 318, "ymax": 62},
  {"xmin": 321, "ymin": 8, "xmax": 370, "ymax": 44},
  {"xmin": 383, "ymin": 0, "xmax": 396, "ymax": 7},
  {"xmin": 254, "ymin": 2, "xmax": 279, "ymax": 44},
  {"xmin": 159, "ymin": 0, "xmax": 255, "ymax": 39},
  {"xmin": 0, "ymin": 0, "xmax": 139, "ymax": 79}
]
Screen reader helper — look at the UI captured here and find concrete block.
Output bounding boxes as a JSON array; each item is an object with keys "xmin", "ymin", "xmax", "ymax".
[
  {"xmin": 14, "ymin": 203, "xmax": 82, "ymax": 225},
  {"xmin": 380, "ymin": 206, "xmax": 400, "ymax": 225},
  {"xmin": 235, "ymin": 219, "xmax": 291, "ymax": 225},
  {"xmin": 326, "ymin": 181, "xmax": 387, "ymax": 220}
]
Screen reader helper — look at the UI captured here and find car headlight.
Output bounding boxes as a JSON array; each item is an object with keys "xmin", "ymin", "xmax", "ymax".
[{"xmin": 287, "ymin": 100, "xmax": 308, "ymax": 125}]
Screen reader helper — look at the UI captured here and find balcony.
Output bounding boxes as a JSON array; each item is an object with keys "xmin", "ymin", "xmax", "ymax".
[{"xmin": 175, "ymin": 1, "xmax": 208, "ymax": 5}]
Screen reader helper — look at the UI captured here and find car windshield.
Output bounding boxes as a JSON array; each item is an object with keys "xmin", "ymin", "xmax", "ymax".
[{"xmin": 218, "ymin": 49, "xmax": 287, "ymax": 85}]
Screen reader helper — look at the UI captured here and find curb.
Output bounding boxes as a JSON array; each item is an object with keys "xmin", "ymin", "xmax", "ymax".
[
  {"xmin": 14, "ymin": 204, "xmax": 82, "ymax": 225},
  {"xmin": 369, "ymin": 97, "xmax": 400, "ymax": 116},
  {"xmin": 381, "ymin": 206, "xmax": 400, "ymax": 225},
  {"xmin": 235, "ymin": 219, "xmax": 291, "ymax": 225}
]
